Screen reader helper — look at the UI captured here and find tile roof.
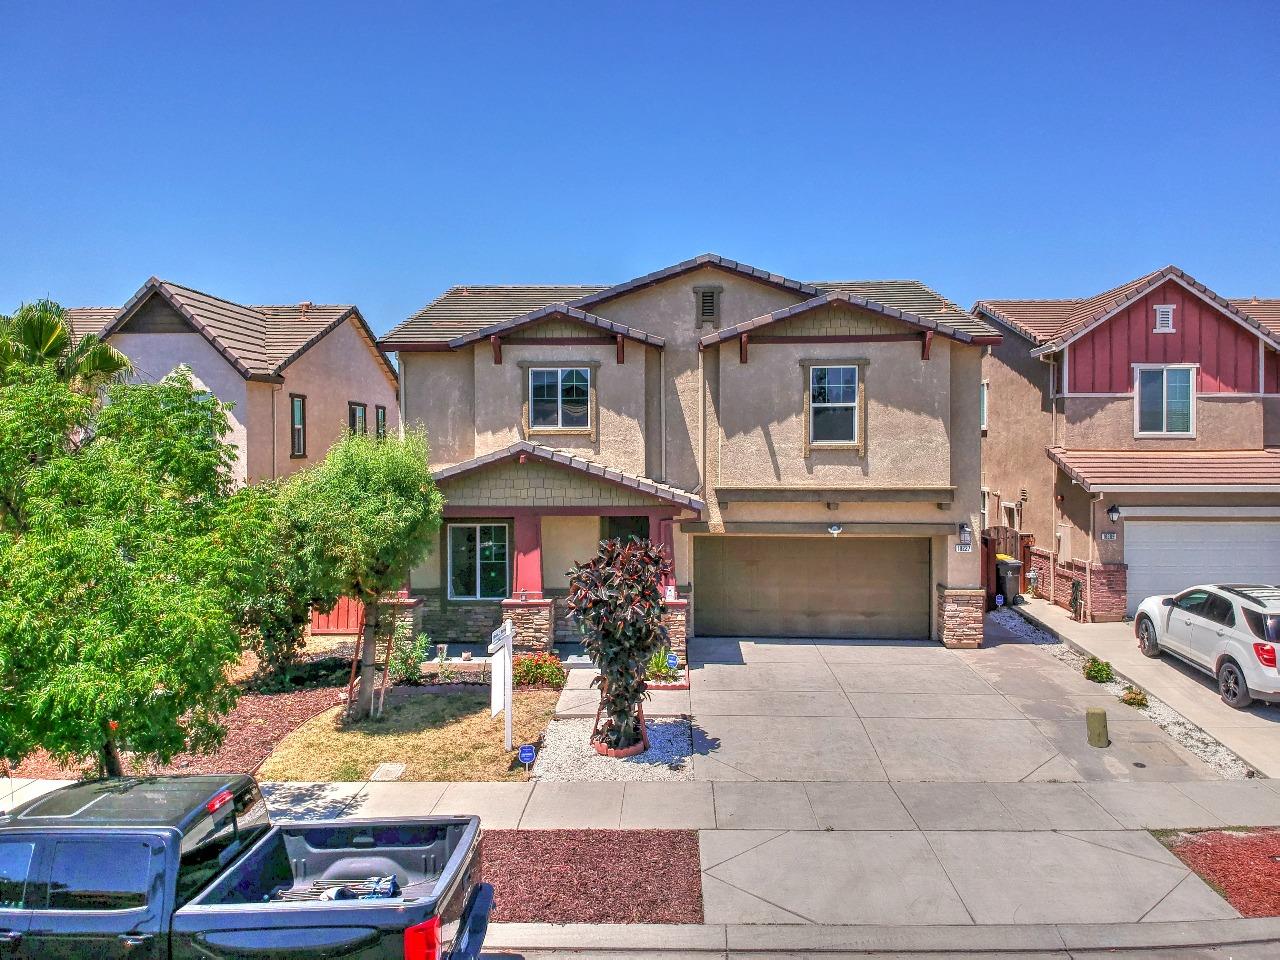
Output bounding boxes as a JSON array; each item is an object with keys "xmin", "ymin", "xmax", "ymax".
[
  {"xmin": 63, "ymin": 307, "xmax": 119, "ymax": 342},
  {"xmin": 383, "ymin": 254, "xmax": 997, "ymax": 346},
  {"xmin": 700, "ymin": 290, "xmax": 997, "ymax": 349},
  {"xmin": 432, "ymin": 440, "xmax": 704, "ymax": 512},
  {"xmin": 88, "ymin": 278, "xmax": 395, "ymax": 383},
  {"xmin": 444, "ymin": 304, "xmax": 665, "ymax": 350},
  {"xmin": 1049, "ymin": 447, "xmax": 1280, "ymax": 491},
  {"xmin": 975, "ymin": 266, "xmax": 1280, "ymax": 349}
]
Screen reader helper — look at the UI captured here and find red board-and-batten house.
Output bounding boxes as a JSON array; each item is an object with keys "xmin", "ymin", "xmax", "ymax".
[{"xmin": 975, "ymin": 266, "xmax": 1280, "ymax": 621}]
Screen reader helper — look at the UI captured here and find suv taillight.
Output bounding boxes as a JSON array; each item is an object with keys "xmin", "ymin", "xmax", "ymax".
[
  {"xmin": 404, "ymin": 917, "xmax": 441, "ymax": 960},
  {"xmin": 1254, "ymin": 643, "xmax": 1277, "ymax": 668}
]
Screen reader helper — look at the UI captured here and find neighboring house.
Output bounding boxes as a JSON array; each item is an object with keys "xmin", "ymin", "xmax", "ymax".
[
  {"xmin": 974, "ymin": 266, "xmax": 1280, "ymax": 621},
  {"xmin": 65, "ymin": 277, "xmax": 399, "ymax": 484},
  {"xmin": 383, "ymin": 253, "xmax": 1000, "ymax": 657}
]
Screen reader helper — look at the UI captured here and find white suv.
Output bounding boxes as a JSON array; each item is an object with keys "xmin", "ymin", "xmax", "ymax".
[{"xmin": 1135, "ymin": 584, "xmax": 1280, "ymax": 709}]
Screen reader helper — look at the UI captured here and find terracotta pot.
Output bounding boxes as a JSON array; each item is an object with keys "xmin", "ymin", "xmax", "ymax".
[{"xmin": 593, "ymin": 738, "xmax": 647, "ymax": 759}]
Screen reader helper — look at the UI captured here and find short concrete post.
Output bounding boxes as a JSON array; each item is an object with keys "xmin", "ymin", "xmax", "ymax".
[{"xmin": 1086, "ymin": 707, "xmax": 1109, "ymax": 748}]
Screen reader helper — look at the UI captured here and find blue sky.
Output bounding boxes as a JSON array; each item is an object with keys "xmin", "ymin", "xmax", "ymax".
[{"xmin": 2, "ymin": 1, "xmax": 1277, "ymax": 336}]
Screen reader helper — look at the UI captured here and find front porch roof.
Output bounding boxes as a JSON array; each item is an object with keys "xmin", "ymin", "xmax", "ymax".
[
  {"xmin": 1050, "ymin": 447, "xmax": 1280, "ymax": 493},
  {"xmin": 432, "ymin": 440, "xmax": 704, "ymax": 511},
  {"xmin": 445, "ymin": 304, "xmax": 665, "ymax": 350}
]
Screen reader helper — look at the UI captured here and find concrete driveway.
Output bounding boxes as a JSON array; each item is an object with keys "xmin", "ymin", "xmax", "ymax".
[{"xmin": 684, "ymin": 620, "xmax": 1220, "ymax": 784}]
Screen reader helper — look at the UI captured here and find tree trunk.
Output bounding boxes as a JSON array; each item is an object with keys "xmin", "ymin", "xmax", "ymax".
[
  {"xmin": 353, "ymin": 600, "xmax": 382, "ymax": 720},
  {"xmin": 100, "ymin": 738, "xmax": 125, "ymax": 778}
]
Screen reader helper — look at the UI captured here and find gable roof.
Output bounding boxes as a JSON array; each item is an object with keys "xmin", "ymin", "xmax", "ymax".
[
  {"xmin": 700, "ymin": 289, "xmax": 999, "ymax": 349},
  {"xmin": 974, "ymin": 266, "xmax": 1280, "ymax": 353},
  {"xmin": 384, "ymin": 254, "xmax": 997, "ymax": 347},
  {"xmin": 88, "ymin": 278, "xmax": 396, "ymax": 384},
  {"xmin": 444, "ymin": 303, "xmax": 665, "ymax": 350},
  {"xmin": 63, "ymin": 307, "xmax": 120, "ymax": 342},
  {"xmin": 432, "ymin": 440, "xmax": 704, "ymax": 511}
]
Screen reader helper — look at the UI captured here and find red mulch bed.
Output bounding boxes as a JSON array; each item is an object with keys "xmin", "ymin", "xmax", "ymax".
[
  {"xmin": 7, "ymin": 686, "xmax": 343, "ymax": 780},
  {"xmin": 1165, "ymin": 828, "xmax": 1280, "ymax": 917},
  {"xmin": 481, "ymin": 829, "xmax": 703, "ymax": 924}
]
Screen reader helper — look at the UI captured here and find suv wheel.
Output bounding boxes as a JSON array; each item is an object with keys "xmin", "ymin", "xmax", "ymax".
[
  {"xmin": 1217, "ymin": 660, "xmax": 1254, "ymax": 710},
  {"xmin": 1137, "ymin": 617, "xmax": 1160, "ymax": 658}
]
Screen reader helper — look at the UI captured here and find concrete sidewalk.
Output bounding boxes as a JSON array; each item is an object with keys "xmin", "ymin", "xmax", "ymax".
[{"xmin": 1015, "ymin": 598, "xmax": 1280, "ymax": 778}]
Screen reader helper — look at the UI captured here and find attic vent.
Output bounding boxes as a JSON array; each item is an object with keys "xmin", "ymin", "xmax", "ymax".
[
  {"xmin": 1153, "ymin": 304, "xmax": 1175, "ymax": 333},
  {"xmin": 693, "ymin": 286, "xmax": 722, "ymax": 327}
]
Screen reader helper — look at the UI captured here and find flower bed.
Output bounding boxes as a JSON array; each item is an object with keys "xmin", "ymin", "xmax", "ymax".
[
  {"xmin": 481, "ymin": 829, "xmax": 703, "ymax": 923},
  {"xmin": 1161, "ymin": 827, "xmax": 1280, "ymax": 917}
]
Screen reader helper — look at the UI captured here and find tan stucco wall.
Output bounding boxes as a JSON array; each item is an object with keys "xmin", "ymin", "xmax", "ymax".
[
  {"xmin": 980, "ymin": 326, "xmax": 1056, "ymax": 547},
  {"xmin": 541, "ymin": 515, "xmax": 601, "ymax": 588},
  {"xmin": 1061, "ymin": 395, "xmax": 1263, "ymax": 450},
  {"xmin": 402, "ymin": 349, "xmax": 475, "ymax": 468},
  {"xmin": 111, "ymin": 330, "xmax": 252, "ymax": 483},
  {"xmin": 270, "ymin": 317, "xmax": 400, "ymax": 480}
]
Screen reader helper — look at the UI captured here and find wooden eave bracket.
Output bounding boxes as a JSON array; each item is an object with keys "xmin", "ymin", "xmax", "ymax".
[
  {"xmin": 616, "ymin": 334, "xmax": 625, "ymax": 364},
  {"xmin": 491, "ymin": 334, "xmax": 502, "ymax": 364},
  {"xmin": 921, "ymin": 330, "xmax": 933, "ymax": 360},
  {"xmin": 740, "ymin": 333, "xmax": 749, "ymax": 364}
]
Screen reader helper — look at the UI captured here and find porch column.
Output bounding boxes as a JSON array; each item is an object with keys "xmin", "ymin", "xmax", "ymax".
[
  {"xmin": 653, "ymin": 514, "xmax": 677, "ymax": 588},
  {"xmin": 511, "ymin": 511, "xmax": 543, "ymax": 600}
]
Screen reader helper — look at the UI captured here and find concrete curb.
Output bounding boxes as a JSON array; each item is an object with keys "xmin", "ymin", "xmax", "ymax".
[
  {"xmin": 485, "ymin": 919, "xmax": 1280, "ymax": 953},
  {"xmin": 1008, "ymin": 602, "xmax": 1262, "ymax": 776}
]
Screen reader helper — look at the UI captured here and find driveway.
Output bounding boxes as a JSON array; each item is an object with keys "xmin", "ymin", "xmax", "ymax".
[
  {"xmin": 685, "ymin": 618, "xmax": 1220, "ymax": 783},
  {"xmin": 1017, "ymin": 597, "xmax": 1280, "ymax": 777}
]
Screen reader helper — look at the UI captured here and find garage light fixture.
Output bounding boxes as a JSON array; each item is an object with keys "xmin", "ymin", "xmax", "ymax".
[
  {"xmin": 1106, "ymin": 504, "xmax": 1121, "ymax": 523},
  {"xmin": 828, "ymin": 524, "xmax": 843, "ymax": 537},
  {"xmin": 958, "ymin": 522, "xmax": 972, "ymax": 547}
]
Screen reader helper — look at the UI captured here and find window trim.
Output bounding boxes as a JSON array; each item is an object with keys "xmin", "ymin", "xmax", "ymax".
[
  {"xmin": 289, "ymin": 393, "xmax": 307, "ymax": 458},
  {"xmin": 375, "ymin": 404, "xmax": 387, "ymax": 440},
  {"xmin": 348, "ymin": 401, "xmax": 368, "ymax": 436},
  {"xmin": 518, "ymin": 360, "xmax": 600, "ymax": 440},
  {"xmin": 1133, "ymin": 363, "xmax": 1197, "ymax": 438},
  {"xmin": 692, "ymin": 285, "xmax": 723, "ymax": 328},
  {"xmin": 446, "ymin": 522, "xmax": 510, "ymax": 601},
  {"xmin": 800, "ymin": 359, "xmax": 868, "ymax": 456},
  {"xmin": 979, "ymin": 379, "xmax": 989, "ymax": 432},
  {"xmin": 527, "ymin": 366, "xmax": 591, "ymax": 431},
  {"xmin": 1152, "ymin": 304, "xmax": 1176, "ymax": 334}
]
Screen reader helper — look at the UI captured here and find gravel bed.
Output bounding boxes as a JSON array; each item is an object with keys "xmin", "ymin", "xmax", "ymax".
[
  {"xmin": 533, "ymin": 717, "xmax": 693, "ymax": 781},
  {"xmin": 482, "ymin": 829, "xmax": 703, "ymax": 923},
  {"xmin": 992, "ymin": 608, "xmax": 1253, "ymax": 779}
]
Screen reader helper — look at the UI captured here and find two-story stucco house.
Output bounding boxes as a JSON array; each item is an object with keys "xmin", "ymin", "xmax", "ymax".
[
  {"xmin": 383, "ymin": 254, "xmax": 1001, "ymax": 658},
  {"xmin": 66, "ymin": 277, "xmax": 400, "ymax": 484},
  {"xmin": 975, "ymin": 266, "xmax": 1280, "ymax": 621}
]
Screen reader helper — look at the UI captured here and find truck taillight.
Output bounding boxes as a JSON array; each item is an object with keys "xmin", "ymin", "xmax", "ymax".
[
  {"xmin": 1254, "ymin": 643, "xmax": 1277, "ymax": 668},
  {"xmin": 404, "ymin": 917, "xmax": 441, "ymax": 960},
  {"xmin": 206, "ymin": 789, "xmax": 234, "ymax": 814}
]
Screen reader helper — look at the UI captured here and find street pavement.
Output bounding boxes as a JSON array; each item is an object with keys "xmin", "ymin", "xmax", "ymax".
[{"xmin": 1016, "ymin": 597, "xmax": 1280, "ymax": 778}]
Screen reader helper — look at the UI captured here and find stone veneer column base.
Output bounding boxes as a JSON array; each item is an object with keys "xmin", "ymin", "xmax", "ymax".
[
  {"xmin": 663, "ymin": 599, "xmax": 690, "ymax": 667},
  {"xmin": 501, "ymin": 598, "xmax": 554, "ymax": 653},
  {"xmin": 936, "ymin": 585, "xmax": 985, "ymax": 648}
]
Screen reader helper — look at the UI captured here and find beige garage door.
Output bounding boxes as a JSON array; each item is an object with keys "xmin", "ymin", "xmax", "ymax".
[{"xmin": 693, "ymin": 536, "xmax": 930, "ymax": 639}]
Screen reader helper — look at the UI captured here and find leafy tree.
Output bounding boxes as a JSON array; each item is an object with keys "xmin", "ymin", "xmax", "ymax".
[
  {"xmin": 567, "ymin": 538, "xmax": 671, "ymax": 750},
  {"xmin": 1, "ymin": 299, "xmax": 130, "ymax": 393},
  {"xmin": 0, "ymin": 366, "xmax": 257, "ymax": 775},
  {"xmin": 282, "ymin": 431, "xmax": 442, "ymax": 718}
]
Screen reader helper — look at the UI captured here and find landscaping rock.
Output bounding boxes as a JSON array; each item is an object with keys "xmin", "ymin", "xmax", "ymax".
[{"xmin": 533, "ymin": 718, "xmax": 693, "ymax": 782}]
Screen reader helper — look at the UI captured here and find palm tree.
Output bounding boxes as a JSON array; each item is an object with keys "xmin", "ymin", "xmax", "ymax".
[{"xmin": 0, "ymin": 299, "xmax": 130, "ymax": 392}]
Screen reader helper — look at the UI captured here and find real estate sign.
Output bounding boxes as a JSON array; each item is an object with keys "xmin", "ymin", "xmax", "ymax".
[{"xmin": 489, "ymin": 618, "xmax": 514, "ymax": 751}]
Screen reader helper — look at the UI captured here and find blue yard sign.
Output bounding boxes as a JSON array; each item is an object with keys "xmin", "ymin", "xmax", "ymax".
[
  {"xmin": 666, "ymin": 652, "xmax": 679, "ymax": 671},
  {"xmin": 518, "ymin": 744, "xmax": 536, "ymax": 766},
  {"xmin": 995, "ymin": 594, "xmax": 1005, "ymax": 607}
]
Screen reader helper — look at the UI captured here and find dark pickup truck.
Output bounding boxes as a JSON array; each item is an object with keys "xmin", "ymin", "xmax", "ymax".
[{"xmin": 0, "ymin": 775, "xmax": 491, "ymax": 959}]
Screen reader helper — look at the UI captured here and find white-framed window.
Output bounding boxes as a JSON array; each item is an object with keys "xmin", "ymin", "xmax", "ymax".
[
  {"xmin": 809, "ymin": 365, "xmax": 858, "ymax": 444},
  {"xmin": 529, "ymin": 367, "xmax": 590, "ymax": 429},
  {"xmin": 1134, "ymin": 364, "xmax": 1195, "ymax": 436},
  {"xmin": 289, "ymin": 394, "xmax": 306, "ymax": 457},
  {"xmin": 979, "ymin": 380, "xmax": 989, "ymax": 431},
  {"xmin": 1003, "ymin": 502, "xmax": 1020, "ymax": 530},
  {"xmin": 1153, "ymin": 304, "xmax": 1176, "ymax": 334},
  {"xmin": 980, "ymin": 491, "xmax": 990, "ymax": 531},
  {"xmin": 447, "ymin": 524, "xmax": 509, "ymax": 600}
]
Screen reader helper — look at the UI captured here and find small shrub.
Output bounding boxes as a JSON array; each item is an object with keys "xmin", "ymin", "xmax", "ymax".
[
  {"xmin": 646, "ymin": 646, "xmax": 680, "ymax": 682},
  {"xmin": 1121, "ymin": 685, "xmax": 1149, "ymax": 708},
  {"xmin": 512, "ymin": 652, "xmax": 567, "ymax": 689},
  {"xmin": 1084, "ymin": 656, "xmax": 1114, "ymax": 684},
  {"xmin": 388, "ymin": 619, "xmax": 434, "ymax": 684}
]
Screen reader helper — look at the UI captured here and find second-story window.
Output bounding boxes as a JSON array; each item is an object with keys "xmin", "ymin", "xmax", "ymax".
[
  {"xmin": 809, "ymin": 365, "xmax": 859, "ymax": 444},
  {"xmin": 530, "ymin": 367, "xmax": 590, "ymax": 429},
  {"xmin": 375, "ymin": 405, "xmax": 387, "ymax": 440},
  {"xmin": 980, "ymin": 381, "xmax": 989, "ymax": 432},
  {"xmin": 289, "ymin": 394, "xmax": 306, "ymax": 457},
  {"xmin": 1135, "ymin": 365, "xmax": 1194, "ymax": 436},
  {"xmin": 348, "ymin": 401, "xmax": 368, "ymax": 435}
]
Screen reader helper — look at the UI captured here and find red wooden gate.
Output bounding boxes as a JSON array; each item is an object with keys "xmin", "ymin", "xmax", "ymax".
[
  {"xmin": 310, "ymin": 596, "xmax": 364, "ymax": 635},
  {"xmin": 980, "ymin": 526, "xmax": 1035, "ymax": 610}
]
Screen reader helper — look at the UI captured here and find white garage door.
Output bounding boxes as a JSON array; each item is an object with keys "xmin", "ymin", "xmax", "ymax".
[{"xmin": 1124, "ymin": 521, "xmax": 1280, "ymax": 616}]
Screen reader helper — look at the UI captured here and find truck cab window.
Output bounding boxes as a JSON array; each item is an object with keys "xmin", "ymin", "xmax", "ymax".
[
  {"xmin": 44, "ymin": 839, "xmax": 150, "ymax": 910},
  {"xmin": 0, "ymin": 839, "xmax": 36, "ymax": 909}
]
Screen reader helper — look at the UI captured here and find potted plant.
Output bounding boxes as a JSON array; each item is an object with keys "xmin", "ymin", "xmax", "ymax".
[{"xmin": 566, "ymin": 537, "xmax": 671, "ymax": 757}]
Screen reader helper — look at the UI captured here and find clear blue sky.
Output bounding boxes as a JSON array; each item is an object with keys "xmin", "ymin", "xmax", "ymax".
[{"xmin": 2, "ymin": 1, "xmax": 1277, "ymax": 336}]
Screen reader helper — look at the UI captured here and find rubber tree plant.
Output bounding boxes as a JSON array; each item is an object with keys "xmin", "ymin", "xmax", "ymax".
[{"xmin": 566, "ymin": 537, "xmax": 671, "ymax": 750}]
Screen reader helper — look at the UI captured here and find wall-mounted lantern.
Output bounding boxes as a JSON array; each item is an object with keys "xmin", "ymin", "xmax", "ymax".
[
  {"xmin": 1106, "ymin": 504, "xmax": 1121, "ymax": 524},
  {"xmin": 828, "ymin": 524, "xmax": 843, "ymax": 538},
  {"xmin": 958, "ymin": 522, "xmax": 973, "ymax": 547}
]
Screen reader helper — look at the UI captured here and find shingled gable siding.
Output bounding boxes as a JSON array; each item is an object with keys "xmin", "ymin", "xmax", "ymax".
[{"xmin": 436, "ymin": 458, "xmax": 666, "ymax": 508}]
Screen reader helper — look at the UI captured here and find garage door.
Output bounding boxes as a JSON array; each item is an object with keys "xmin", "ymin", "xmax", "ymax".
[
  {"xmin": 693, "ymin": 536, "xmax": 930, "ymax": 638},
  {"xmin": 1124, "ymin": 521, "xmax": 1280, "ymax": 616}
]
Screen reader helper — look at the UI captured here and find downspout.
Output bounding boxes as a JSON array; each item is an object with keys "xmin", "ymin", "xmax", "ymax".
[
  {"xmin": 697, "ymin": 346, "xmax": 705, "ymax": 495},
  {"xmin": 270, "ymin": 383, "xmax": 282, "ymax": 479},
  {"xmin": 1085, "ymin": 490, "xmax": 1104, "ymax": 621},
  {"xmin": 660, "ymin": 349, "xmax": 667, "ymax": 481}
]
